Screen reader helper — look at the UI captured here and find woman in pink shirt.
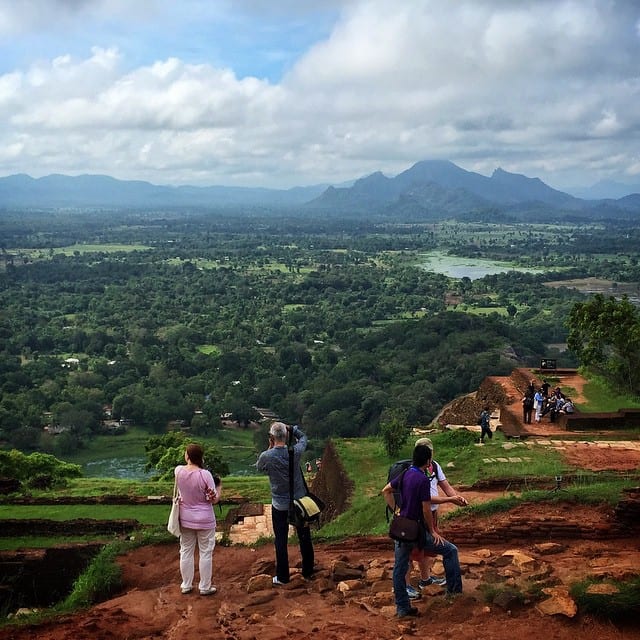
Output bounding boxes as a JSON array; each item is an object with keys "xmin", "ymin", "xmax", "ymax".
[{"xmin": 175, "ymin": 443, "xmax": 219, "ymax": 595}]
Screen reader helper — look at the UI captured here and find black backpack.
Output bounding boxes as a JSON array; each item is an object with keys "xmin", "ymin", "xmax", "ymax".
[
  {"xmin": 385, "ymin": 459, "xmax": 411, "ymax": 521},
  {"xmin": 386, "ymin": 458, "xmax": 442, "ymax": 521}
]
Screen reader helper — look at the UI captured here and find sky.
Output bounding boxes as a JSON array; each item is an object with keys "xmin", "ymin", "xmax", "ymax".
[{"xmin": 1, "ymin": 0, "xmax": 640, "ymax": 192}]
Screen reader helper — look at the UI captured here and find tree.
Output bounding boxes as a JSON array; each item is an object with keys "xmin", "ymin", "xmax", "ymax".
[
  {"xmin": 567, "ymin": 294, "xmax": 640, "ymax": 394},
  {"xmin": 379, "ymin": 409, "xmax": 410, "ymax": 458}
]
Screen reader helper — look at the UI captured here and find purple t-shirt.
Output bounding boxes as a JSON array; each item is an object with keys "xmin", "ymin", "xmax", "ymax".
[
  {"xmin": 390, "ymin": 466, "xmax": 431, "ymax": 520},
  {"xmin": 175, "ymin": 466, "xmax": 216, "ymax": 530}
]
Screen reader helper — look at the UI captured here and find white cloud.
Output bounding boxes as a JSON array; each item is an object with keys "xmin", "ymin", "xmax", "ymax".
[{"xmin": 0, "ymin": 0, "xmax": 640, "ymax": 189}]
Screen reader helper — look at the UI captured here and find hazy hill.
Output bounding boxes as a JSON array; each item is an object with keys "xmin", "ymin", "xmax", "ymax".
[
  {"xmin": 0, "ymin": 161, "xmax": 638, "ymax": 219},
  {"xmin": 569, "ymin": 179, "xmax": 640, "ymax": 200},
  {"xmin": 0, "ymin": 173, "xmax": 326, "ymax": 209}
]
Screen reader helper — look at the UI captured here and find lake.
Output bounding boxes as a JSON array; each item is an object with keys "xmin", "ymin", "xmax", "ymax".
[
  {"xmin": 83, "ymin": 456, "xmax": 259, "ymax": 480},
  {"xmin": 418, "ymin": 251, "xmax": 542, "ymax": 280},
  {"xmin": 84, "ymin": 456, "xmax": 153, "ymax": 480}
]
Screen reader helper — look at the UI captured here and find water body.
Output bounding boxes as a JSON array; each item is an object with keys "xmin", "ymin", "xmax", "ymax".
[
  {"xmin": 418, "ymin": 251, "xmax": 542, "ymax": 280},
  {"xmin": 83, "ymin": 456, "xmax": 259, "ymax": 479},
  {"xmin": 84, "ymin": 456, "xmax": 152, "ymax": 480}
]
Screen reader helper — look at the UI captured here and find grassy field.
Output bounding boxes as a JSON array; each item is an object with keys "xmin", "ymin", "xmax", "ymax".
[
  {"xmin": 19, "ymin": 243, "xmax": 151, "ymax": 258},
  {"xmin": 580, "ymin": 374, "xmax": 640, "ymax": 412}
]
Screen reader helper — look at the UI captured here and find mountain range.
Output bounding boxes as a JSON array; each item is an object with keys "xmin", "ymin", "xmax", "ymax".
[{"xmin": 0, "ymin": 160, "xmax": 638, "ymax": 220}]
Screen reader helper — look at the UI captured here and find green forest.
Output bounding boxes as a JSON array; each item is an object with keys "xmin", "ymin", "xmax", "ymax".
[{"xmin": 1, "ymin": 207, "xmax": 639, "ymax": 464}]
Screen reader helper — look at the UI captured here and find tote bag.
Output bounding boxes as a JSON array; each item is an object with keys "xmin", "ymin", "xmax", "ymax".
[{"xmin": 167, "ymin": 478, "xmax": 181, "ymax": 537}]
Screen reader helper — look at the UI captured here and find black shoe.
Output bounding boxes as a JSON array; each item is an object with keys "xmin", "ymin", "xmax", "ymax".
[{"xmin": 397, "ymin": 606, "xmax": 418, "ymax": 618}]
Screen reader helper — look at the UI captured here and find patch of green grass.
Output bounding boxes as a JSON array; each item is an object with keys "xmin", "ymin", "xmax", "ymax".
[
  {"xmin": 521, "ymin": 478, "xmax": 634, "ymax": 506},
  {"xmin": 222, "ymin": 475, "xmax": 272, "ymax": 502},
  {"xmin": 571, "ymin": 576, "xmax": 640, "ymax": 622},
  {"xmin": 478, "ymin": 582, "xmax": 528, "ymax": 605},
  {"xmin": 197, "ymin": 344, "xmax": 221, "ymax": 355},
  {"xmin": 59, "ymin": 426, "xmax": 151, "ymax": 467},
  {"xmin": 427, "ymin": 429, "xmax": 567, "ymax": 485},
  {"xmin": 447, "ymin": 494, "xmax": 521, "ymax": 520},
  {"xmin": 442, "ymin": 478, "xmax": 635, "ymax": 525},
  {"xmin": 0, "ymin": 536, "xmax": 108, "ymax": 551},
  {"xmin": 579, "ymin": 372, "xmax": 640, "ymax": 412},
  {"xmin": 0, "ymin": 504, "xmax": 173, "ymax": 523},
  {"xmin": 19, "ymin": 476, "xmax": 171, "ymax": 498},
  {"xmin": 463, "ymin": 306, "xmax": 509, "ymax": 316}
]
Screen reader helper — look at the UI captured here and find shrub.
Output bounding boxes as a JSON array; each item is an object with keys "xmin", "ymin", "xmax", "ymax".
[{"xmin": 0, "ymin": 450, "xmax": 82, "ymax": 489}]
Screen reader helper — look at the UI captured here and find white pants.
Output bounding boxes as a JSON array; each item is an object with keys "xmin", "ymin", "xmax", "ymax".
[{"xmin": 179, "ymin": 527, "xmax": 216, "ymax": 592}]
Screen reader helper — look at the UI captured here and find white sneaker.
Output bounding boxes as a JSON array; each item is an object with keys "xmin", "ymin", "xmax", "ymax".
[{"xmin": 406, "ymin": 585, "xmax": 422, "ymax": 599}]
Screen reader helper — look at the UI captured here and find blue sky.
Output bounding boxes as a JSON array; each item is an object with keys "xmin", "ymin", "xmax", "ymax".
[{"xmin": 1, "ymin": 0, "xmax": 640, "ymax": 192}]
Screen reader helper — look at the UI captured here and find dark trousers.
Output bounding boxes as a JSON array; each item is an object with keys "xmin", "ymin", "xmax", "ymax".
[
  {"xmin": 523, "ymin": 407, "xmax": 533, "ymax": 423},
  {"xmin": 272, "ymin": 506, "xmax": 314, "ymax": 582}
]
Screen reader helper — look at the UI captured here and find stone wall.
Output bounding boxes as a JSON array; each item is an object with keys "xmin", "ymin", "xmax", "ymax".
[{"xmin": 558, "ymin": 409, "xmax": 640, "ymax": 430}]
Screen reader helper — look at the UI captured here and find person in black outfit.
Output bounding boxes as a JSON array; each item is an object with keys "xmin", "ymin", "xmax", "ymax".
[
  {"xmin": 256, "ymin": 422, "xmax": 314, "ymax": 584},
  {"xmin": 541, "ymin": 380, "xmax": 550, "ymax": 397},
  {"xmin": 522, "ymin": 390, "xmax": 534, "ymax": 424}
]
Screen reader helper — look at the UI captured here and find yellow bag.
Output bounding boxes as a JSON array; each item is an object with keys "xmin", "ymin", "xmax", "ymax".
[{"xmin": 289, "ymin": 493, "xmax": 325, "ymax": 526}]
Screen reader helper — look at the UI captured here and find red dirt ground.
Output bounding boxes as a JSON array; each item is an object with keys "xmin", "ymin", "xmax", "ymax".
[
  {"xmin": 5, "ymin": 505, "xmax": 640, "ymax": 640},
  {"xmin": 4, "ymin": 371, "xmax": 640, "ymax": 640}
]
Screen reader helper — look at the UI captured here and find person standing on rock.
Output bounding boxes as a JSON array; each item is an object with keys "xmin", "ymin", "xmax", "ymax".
[
  {"xmin": 382, "ymin": 444, "xmax": 463, "ymax": 618},
  {"xmin": 175, "ymin": 443, "xmax": 219, "ymax": 596},
  {"xmin": 257, "ymin": 421, "xmax": 314, "ymax": 585}
]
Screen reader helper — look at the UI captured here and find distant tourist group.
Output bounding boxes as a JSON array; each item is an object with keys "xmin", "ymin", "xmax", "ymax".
[{"xmin": 522, "ymin": 380, "xmax": 574, "ymax": 424}]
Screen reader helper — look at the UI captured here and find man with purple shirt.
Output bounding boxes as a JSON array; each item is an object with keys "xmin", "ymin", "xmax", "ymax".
[{"xmin": 382, "ymin": 444, "xmax": 462, "ymax": 618}]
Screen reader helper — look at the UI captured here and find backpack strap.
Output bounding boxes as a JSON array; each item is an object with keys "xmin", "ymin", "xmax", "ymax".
[
  {"xmin": 287, "ymin": 428, "xmax": 295, "ymax": 515},
  {"xmin": 385, "ymin": 468, "xmax": 407, "ymax": 522}
]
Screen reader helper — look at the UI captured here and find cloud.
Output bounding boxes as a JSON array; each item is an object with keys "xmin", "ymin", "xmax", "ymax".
[
  {"xmin": 1, "ymin": 0, "xmax": 639, "ymax": 189},
  {"xmin": 0, "ymin": 1, "xmax": 154, "ymax": 35}
]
